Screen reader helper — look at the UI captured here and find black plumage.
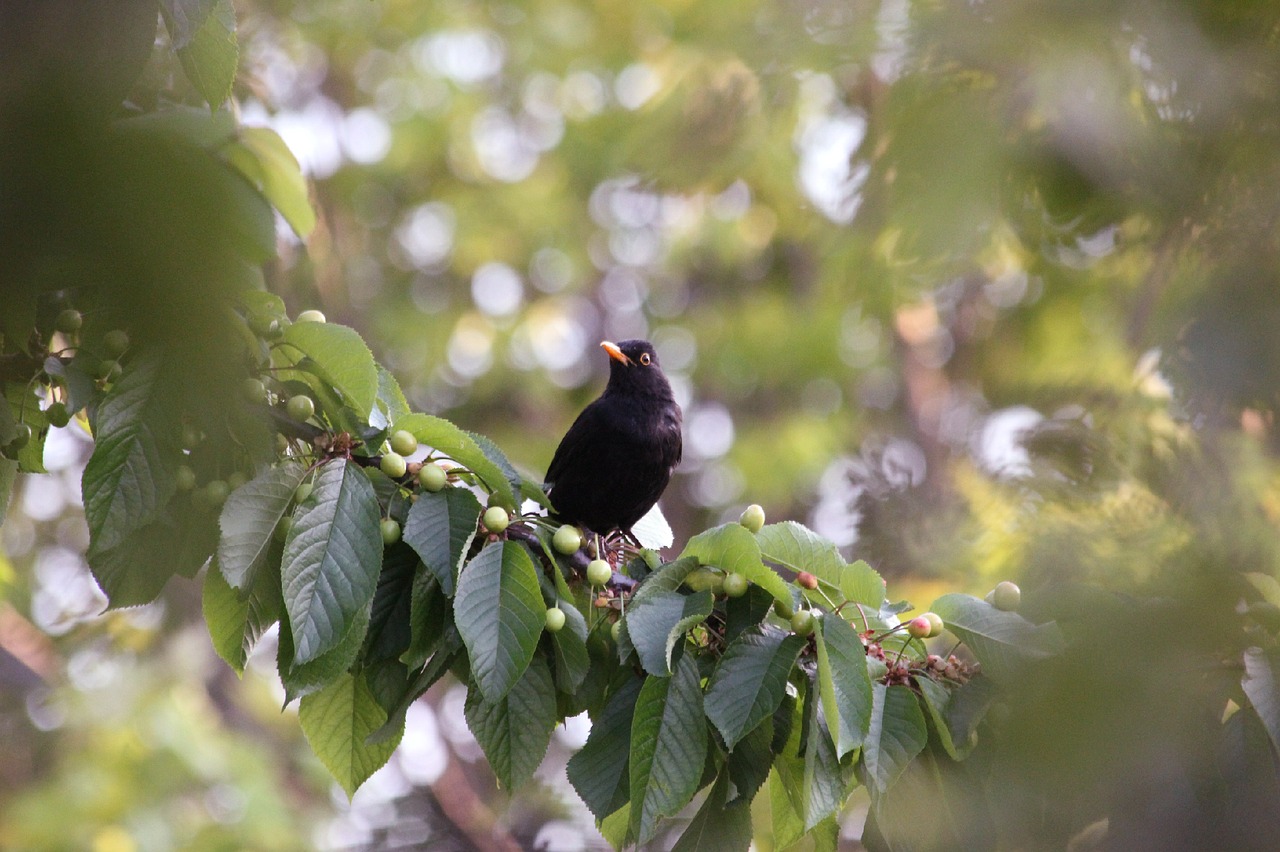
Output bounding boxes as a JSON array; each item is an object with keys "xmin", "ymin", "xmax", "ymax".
[{"xmin": 545, "ymin": 339, "xmax": 682, "ymax": 537}]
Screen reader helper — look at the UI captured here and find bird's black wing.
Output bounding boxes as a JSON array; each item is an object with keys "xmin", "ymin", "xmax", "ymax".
[{"xmin": 544, "ymin": 400, "xmax": 607, "ymax": 488}]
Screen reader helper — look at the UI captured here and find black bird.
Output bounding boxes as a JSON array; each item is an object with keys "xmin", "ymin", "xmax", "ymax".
[{"xmin": 545, "ymin": 339, "xmax": 682, "ymax": 539}]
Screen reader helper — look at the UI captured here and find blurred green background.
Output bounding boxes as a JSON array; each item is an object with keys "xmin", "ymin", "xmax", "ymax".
[{"xmin": 4, "ymin": 0, "xmax": 1280, "ymax": 848}]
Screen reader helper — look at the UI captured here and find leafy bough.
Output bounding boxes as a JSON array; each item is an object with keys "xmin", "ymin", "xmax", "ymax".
[{"xmin": 43, "ymin": 300, "xmax": 1066, "ymax": 849}]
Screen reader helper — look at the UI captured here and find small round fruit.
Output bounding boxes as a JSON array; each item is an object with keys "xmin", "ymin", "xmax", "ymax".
[
  {"xmin": 296, "ymin": 309, "xmax": 327, "ymax": 324},
  {"xmin": 204, "ymin": 479, "xmax": 230, "ymax": 507},
  {"xmin": 992, "ymin": 581, "xmax": 1021, "ymax": 612},
  {"xmin": 906, "ymin": 616, "xmax": 932, "ymax": 639},
  {"xmin": 227, "ymin": 471, "xmax": 248, "ymax": 490},
  {"xmin": 380, "ymin": 518, "xmax": 402, "ymax": 545},
  {"xmin": 294, "ymin": 483, "xmax": 313, "ymax": 505},
  {"xmin": 796, "ymin": 571, "xmax": 818, "ymax": 590},
  {"xmin": 611, "ymin": 620, "xmax": 623, "ymax": 641},
  {"xmin": 102, "ymin": 329, "xmax": 130, "ymax": 358},
  {"xmin": 175, "ymin": 465, "xmax": 197, "ymax": 492},
  {"xmin": 790, "ymin": 610, "xmax": 815, "ymax": 636},
  {"xmin": 7, "ymin": 423, "xmax": 33, "ymax": 451},
  {"xmin": 773, "ymin": 598, "xmax": 795, "ymax": 620},
  {"xmin": 482, "ymin": 505, "xmax": 510, "ymax": 534},
  {"xmin": 739, "ymin": 503, "xmax": 766, "ymax": 533},
  {"xmin": 242, "ymin": 377, "xmax": 267, "ymax": 403},
  {"xmin": 544, "ymin": 607, "xmax": 567, "ymax": 633},
  {"xmin": 250, "ymin": 314, "xmax": 280, "ymax": 339},
  {"xmin": 920, "ymin": 611, "xmax": 945, "ymax": 638},
  {"xmin": 183, "ymin": 424, "xmax": 204, "ymax": 449},
  {"xmin": 275, "ymin": 515, "xmax": 293, "ymax": 540},
  {"xmin": 723, "ymin": 572, "xmax": 749, "ymax": 598},
  {"xmin": 55, "ymin": 308, "xmax": 83, "ymax": 334},
  {"xmin": 45, "ymin": 402, "xmax": 70, "ymax": 428},
  {"xmin": 418, "ymin": 463, "xmax": 447, "ymax": 492},
  {"xmin": 552, "ymin": 524, "xmax": 582, "ymax": 555},
  {"xmin": 97, "ymin": 359, "xmax": 122, "ymax": 382},
  {"xmin": 380, "ymin": 451, "xmax": 408, "ymax": 479},
  {"xmin": 286, "ymin": 395, "xmax": 315, "ymax": 421},
  {"xmin": 586, "ymin": 559, "xmax": 612, "ymax": 587},
  {"xmin": 390, "ymin": 429, "xmax": 418, "ymax": 456}
]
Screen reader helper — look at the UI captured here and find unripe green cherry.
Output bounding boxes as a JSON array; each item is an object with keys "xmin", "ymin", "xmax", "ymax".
[
  {"xmin": 204, "ymin": 479, "xmax": 230, "ymax": 507},
  {"xmin": 275, "ymin": 515, "xmax": 293, "ymax": 540},
  {"xmin": 98, "ymin": 360, "xmax": 122, "ymax": 382},
  {"xmin": 544, "ymin": 607, "xmax": 567, "ymax": 633},
  {"xmin": 552, "ymin": 524, "xmax": 582, "ymax": 555},
  {"xmin": 226, "ymin": 471, "xmax": 248, "ymax": 490},
  {"xmin": 906, "ymin": 616, "xmax": 932, "ymax": 639},
  {"xmin": 739, "ymin": 503, "xmax": 765, "ymax": 533},
  {"xmin": 5, "ymin": 423, "xmax": 33, "ymax": 455},
  {"xmin": 773, "ymin": 598, "xmax": 795, "ymax": 620},
  {"xmin": 992, "ymin": 581, "xmax": 1021, "ymax": 612},
  {"xmin": 586, "ymin": 559, "xmax": 612, "ymax": 586},
  {"xmin": 723, "ymin": 572, "xmax": 749, "ymax": 598},
  {"xmin": 103, "ymin": 329, "xmax": 130, "ymax": 358},
  {"xmin": 482, "ymin": 505, "xmax": 510, "ymax": 533},
  {"xmin": 380, "ymin": 451, "xmax": 408, "ymax": 479},
  {"xmin": 790, "ymin": 610, "xmax": 815, "ymax": 636},
  {"xmin": 922, "ymin": 612, "xmax": 945, "ymax": 638},
  {"xmin": 389, "ymin": 429, "xmax": 418, "ymax": 456},
  {"xmin": 296, "ymin": 309, "xmax": 327, "ymax": 323},
  {"xmin": 175, "ymin": 465, "xmax": 197, "ymax": 492},
  {"xmin": 418, "ymin": 463, "xmax": 447, "ymax": 492},
  {"xmin": 286, "ymin": 395, "xmax": 315, "ymax": 421},
  {"xmin": 611, "ymin": 620, "xmax": 623, "ymax": 641},
  {"xmin": 380, "ymin": 518, "xmax": 402, "ymax": 545},
  {"xmin": 295, "ymin": 481, "xmax": 313, "ymax": 503},
  {"xmin": 55, "ymin": 308, "xmax": 83, "ymax": 334},
  {"xmin": 242, "ymin": 377, "xmax": 267, "ymax": 403},
  {"xmin": 45, "ymin": 402, "xmax": 70, "ymax": 428}
]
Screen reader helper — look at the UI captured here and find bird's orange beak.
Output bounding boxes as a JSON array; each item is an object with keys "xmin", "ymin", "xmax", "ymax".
[{"xmin": 600, "ymin": 340, "xmax": 632, "ymax": 365}]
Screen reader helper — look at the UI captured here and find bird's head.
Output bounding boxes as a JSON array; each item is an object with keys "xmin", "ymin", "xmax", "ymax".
[{"xmin": 601, "ymin": 339, "xmax": 672, "ymax": 397}]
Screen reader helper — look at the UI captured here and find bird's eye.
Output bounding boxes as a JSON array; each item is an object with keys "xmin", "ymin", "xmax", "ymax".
[{"xmin": 640, "ymin": 352, "xmax": 651, "ymax": 366}]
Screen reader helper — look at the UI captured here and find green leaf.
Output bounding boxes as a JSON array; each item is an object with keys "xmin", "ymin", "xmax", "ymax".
[
  {"xmin": 88, "ymin": 503, "xmax": 218, "ymax": 608},
  {"xmin": 704, "ymin": 627, "xmax": 805, "ymax": 749},
  {"xmin": 203, "ymin": 557, "xmax": 282, "ymax": 674},
  {"xmin": 624, "ymin": 587, "xmax": 714, "ymax": 677},
  {"xmin": 756, "ymin": 521, "xmax": 885, "ymax": 606},
  {"xmin": 175, "ymin": 0, "xmax": 238, "ymax": 108},
  {"xmin": 814, "ymin": 614, "xmax": 873, "ymax": 758},
  {"xmin": 402, "ymin": 569, "xmax": 448, "ymax": 669},
  {"xmin": 773, "ymin": 685, "xmax": 847, "ymax": 832},
  {"xmin": 278, "ymin": 596, "xmax": 373, "ymax": 703},
  {"xmin": 362, "ymin": 541, "xmax": 419, "ymax": 663},
  {"xmin": 300, "ymin": 671, "xmax": 403, "ymax": 799},
  {"xmin": 670, "ymin": 772, "xmax": 752, "ymax": 852},
  {"xmin": 372, "ymin": 366, "xmax": 412, "ymax": 429},
  {"xmin": 725, "ymin": 715, "xmax": 773, "ymax": 806},
  {"xmin": 548, "ymin": 601, "xmax": 591, "ymax": 694},
  {"xmin": 681, "ymin": 523, "xmax": 793, "ymax": 607},
  {"xmin": 402, "ymin": 487, "xmax": 481, "ymax": 597},
  {"xmin": 116, "ymin": 105, "xmax": 236, "ymax": 147},
  {"xmin": 224, "ymin": 126, "xmax": 316, "ymax": 237},
  {"xmin": 568, "ymin": 678, "xmax": 644, "ymax": 820},
  {"xmin": 464, "ymin": 657, "xmax": 557, "ymax": 789},
  {"xmin": 394, "ymin": 413, "xmax": 516, "ymax": 509},
  {"xmin": 281, "ymin": 321, "xmax": 380, "ymax": 419},
  {"xmin": 455, "ymin": 540, "xmax": 545, "ymax": 702},
  {"xmin": 917, "ymin": 676, "xmax": 967, "ymax": 760},
  {"xmin": 765, "ymin": 765, "xmax": 807, "ymax": 850},
  {"xmin": 930, "ymin": 593, "xmax": 1063, "ymax": 682},
  {"xmin": 216, "ymin": 462, "xmax": 306, "ymax": 591},
  {"xmin": 629, "ymin": 650, "xmax": 709, "ymax": 845},
  {"xmin": 159, "ymin": 0, "xmax": 220, "ymax": 48},
  {"xmin": 1243, "ymin": 646, "xmax": 1280, "ymax": 756},
  {"xmin": 82, "ymin": 353, "xmax": 182, "ymax": 553},
  {"xmin": 863, "ymin": 683, "xmax": 928, "ymax": 796},
  {"xmin": 281, "ymin": 459, "xmax": 382, "ymax": 665}
]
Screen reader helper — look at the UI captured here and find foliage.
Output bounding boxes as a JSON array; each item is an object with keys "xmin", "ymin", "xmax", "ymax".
[{"xmin": 7, "ymin": 0, "xmax": 1280, "ymax": 849}]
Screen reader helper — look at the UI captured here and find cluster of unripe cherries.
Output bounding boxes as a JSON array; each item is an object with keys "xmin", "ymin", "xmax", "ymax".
[{"xmin": 2, "ymin": 309, "xmax": 131, "ymax": 460}]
